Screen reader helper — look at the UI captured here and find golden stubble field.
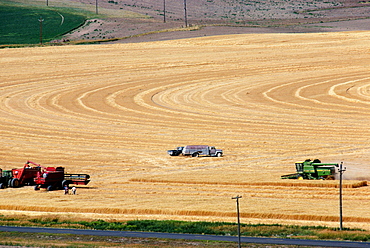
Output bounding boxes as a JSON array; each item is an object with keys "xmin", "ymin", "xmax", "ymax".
[{"xmin": 1, "ymin": 32, "xmax": 370, "ymax": 230}]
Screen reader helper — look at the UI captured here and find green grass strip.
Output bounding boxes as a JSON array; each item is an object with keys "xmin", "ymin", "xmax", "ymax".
[{"xmin": 1, "ymin": 215, "xmax": 369, "ymax": 242}]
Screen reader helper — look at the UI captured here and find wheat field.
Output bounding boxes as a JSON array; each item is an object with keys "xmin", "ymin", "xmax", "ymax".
[{"xmin": 1, "ymin": 32, "xmax": 370, "ymax": 230}]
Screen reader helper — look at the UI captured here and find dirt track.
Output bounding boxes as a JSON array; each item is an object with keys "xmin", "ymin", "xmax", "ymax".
[{"xmin": 1, "ymin": 32, "xmax": 370, "ymax": 229}]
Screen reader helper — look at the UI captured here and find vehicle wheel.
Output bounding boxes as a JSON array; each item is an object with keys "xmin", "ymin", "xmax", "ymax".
[
  {"xmin": 62, "ymin": 180, "xmax": 67, "ymax": 187},
  {"xmin": 34, "ymin": 185, "xmax": 41, "ymax": 191},
  {"xmin": 11, "ymin": 178, "xmax": 19, "ymax": 188},
  {"xmin": 0, "ymin": 183, "xmax": 4, "ymax": 189},
  {"xmin": 216, "ymin": 153, "xmax": 222, "ymax": 157},
  {"xmin": 47, "ymin": 185, "xmax": 53, "ymax": 191},
  {"xmin": 62, "ymin": 180, "xmax": 69, "ymax": 188},
  {"xmin": 297, "ymin": 175, "xmax": 303, "ymax": 180},
  {"xmin": 192, "ymin": 152, "xmax": 199, "ymax": 157}
]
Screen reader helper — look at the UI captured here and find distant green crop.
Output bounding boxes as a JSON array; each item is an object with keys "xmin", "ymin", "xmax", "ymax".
[{"xmin": 0, "ymin": 2, "xmax": 86, "ymax": 45}]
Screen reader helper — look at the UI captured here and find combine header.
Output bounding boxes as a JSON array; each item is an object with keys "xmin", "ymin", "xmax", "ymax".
[{"xmin": 281, "ymin": 159, "xmax": 339, "ymax": 180}]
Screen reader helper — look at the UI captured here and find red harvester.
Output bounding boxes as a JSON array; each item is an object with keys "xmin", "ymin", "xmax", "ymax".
[
  {"xmin": 33, "ymin": 161, "xmax": 90, "ymax": 191},
  {"xmin": 9, "ymin": 161, "xmax": 42, "ymax": 188},
  {"xmin": 7, "ymin": 161, "xmax": 90, "ymax": 191}
]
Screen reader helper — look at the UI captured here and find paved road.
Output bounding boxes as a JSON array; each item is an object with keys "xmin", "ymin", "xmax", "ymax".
[{"xmin": 1, "ymin": 225, "xmax": 370, "ymax": 247}]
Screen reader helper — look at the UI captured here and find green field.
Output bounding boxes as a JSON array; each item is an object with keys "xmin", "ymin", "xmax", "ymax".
[{"xmin": 0, "ymin": 1, "xmax": 87, "ymax": 45}]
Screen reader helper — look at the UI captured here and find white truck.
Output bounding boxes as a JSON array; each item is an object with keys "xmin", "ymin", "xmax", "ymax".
[{"xmin": 168, "ymin": 145, "xmax": 223, "ymax": 157}]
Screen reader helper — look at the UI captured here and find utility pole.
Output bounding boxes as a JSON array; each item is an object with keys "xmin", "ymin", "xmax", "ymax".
[
  {"xmin": 232, "ymin": 195, "xmax": 242, "ymax": 248},
  {"xmin": 338, "ymin": 162, "xmax": 346, "ymax": 230},
  {"xmin": 96, "ymin": 0, "xmax": 98, "ymax": 14},
  {"xmin": 163, "ymin": 0, "xmax": 166, "ymax": 23},
  {"xmin": 183, "ymin": 0, "xmax": 188, "ymax": 27},
  {"xmin": 38, "ymin": 17, "xmax": 44, "ymax": 45}
]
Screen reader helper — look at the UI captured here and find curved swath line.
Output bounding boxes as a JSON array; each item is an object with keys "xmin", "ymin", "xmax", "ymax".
[
  {"xmin": 75, "ymin": 82, "xmax": 166, "ymax": 120},
  {"xmin": 110, "ymin": 85, "xmax": 216, "ymax": 121},
  {"xmin": 1, "ymin": 82, "xmax": 50, "ymax": 118},
  {"xmin": 143, "ymin": 81, "xmax": 261, "ymax": 123},
  {"xmin": 150, "ymin": 85, "xmax": 185, "ymax": 111},
  {"xmin": 0, "ymin": 81, "xmax": 148, "ymax": 143},
  {"xmin": 17, "ymin": 85, "xmax": 178, "ymax": 150},
  {"xmin": 150, "ymin": 79, "xmax": 343, "ymax": 132},
  {"xmin": 200, "ymin": 82, "xmax": 265, "ymax": 119},
  {"xmin": 76, "ymin": 85, "xmax": 119, "ymax": 114},
  {"xmin": 50, "ymin": 84, "xmax": 149, "ymax": 125},
  {"xmin": 75, "ymin": 87, "xmax": 184, "ymax": 133},
  {"xmin": 358, "ymin": 84, "xmax": 370, "ymax": 99},
  {"xmin": 134, "ymin": 79, "xmax": 222, "ymax": 116},
  {"xmin": 218, "ymin": 81, "xmax": 270, "ymax": 111},
  {"xmin": 107, "ymin": 84, "xmax": 202, "ymax": 120},
  {"xmin": 149, "ymin": 83, "xmax": 313, "ymax": 132},
  {"xmin": 264, "ymin": 74, "xmax": 370, "ymax": 113},
  {"xmin": 328, "ymin": 78, "xmax": 370, "ymax": 105},
  {"xmin": 198, "ymin": 81, "xmax": 235, "ymax": 108},
  {"xmin": 295, "ymin": 78, "xmax": 335, "ymax": 104},
  {"xmin": 0, "ymin": 71, "xmax": 123, "ymax": 124},
  {"xmin": 2, "ymin": 82, "xmax": 90, "ymax": 128},
  {"xmin": 152, "ymin": 78, "xmax": 256, "ymax": 118},
  {"xmin": 75, "ymin": 81, "xmax": 221, "ymax": 127},
  {"xmin": 150, "ymin": 82, "xmax": 257, "ymax": 127},
  {"xmin": 263, "ymin": 79, "xmax": 305, "ymax": 107},
  {"xmin": 1, "ymin": 90, "xmax": 114, "ymax": 143},
  {"xmin": 294, "ymin": 76, "xmax": 370, "ymax": 109},
  {"xmin": 218, "ymin": 80, "xmax": 278, "ymax": 115}
]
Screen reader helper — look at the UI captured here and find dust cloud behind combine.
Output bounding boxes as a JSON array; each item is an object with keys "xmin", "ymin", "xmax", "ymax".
[{"xmin": 1, "ymin": 31, "xmax": 370, "ymax": 230}]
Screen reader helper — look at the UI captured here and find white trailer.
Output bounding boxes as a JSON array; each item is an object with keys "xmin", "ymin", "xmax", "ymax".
[{"xmin": 182, "ymin": 145, "xmax": 223, "ymax": 157}]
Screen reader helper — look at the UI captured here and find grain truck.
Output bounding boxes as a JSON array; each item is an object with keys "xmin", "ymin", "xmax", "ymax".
[{"xmin": 182, "ymin": 145, "xmax": 223, "ymax": 157}]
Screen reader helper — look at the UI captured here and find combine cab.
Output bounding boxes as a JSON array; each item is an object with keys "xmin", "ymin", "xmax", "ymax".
[{"xmin": 281, "ymin": 159, "xmax": 338, "ymax": 180}]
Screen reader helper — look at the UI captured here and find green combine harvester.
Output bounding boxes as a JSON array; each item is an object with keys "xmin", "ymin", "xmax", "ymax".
[{"xmin": 281, "ymin": 159, "xmax": 339, "ymax": 180}]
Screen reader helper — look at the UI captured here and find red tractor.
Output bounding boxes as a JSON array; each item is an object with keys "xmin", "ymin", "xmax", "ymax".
[{"xmin": 9, "ymin": 161, "xmax": 42, "ymax": 188}]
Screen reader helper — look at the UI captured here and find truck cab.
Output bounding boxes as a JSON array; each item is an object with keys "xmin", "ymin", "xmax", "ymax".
[{"xmin": 167, "ymin": 147, "xmax": 184, "ymax": 156}]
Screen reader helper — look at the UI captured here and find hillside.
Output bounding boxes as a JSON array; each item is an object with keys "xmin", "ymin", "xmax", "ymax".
[
  {"xmin": 65, "ymin": 0, "xmax": 370, "ymax": 42},
  {"xmin": 7, "ymin": 0, "xmax": 370, "ymax": 43}
]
